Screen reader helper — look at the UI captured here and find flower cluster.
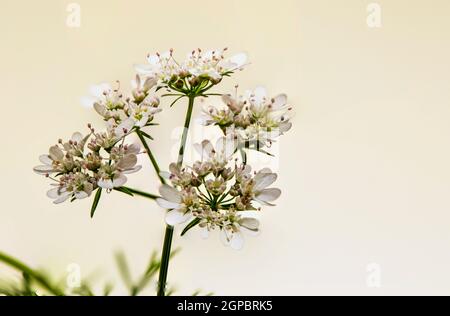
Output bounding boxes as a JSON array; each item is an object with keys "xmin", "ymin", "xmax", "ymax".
[
  {"xmin": 202, "ymin": 87, "xmax": 293, "ymax": 150},
  {"xmin": 157, "ymin": 137, "xmax": 281, "ymax": 249},
  {"xmin": 135, "ymin": 48, "xmax": 248, "ymax": 94},
  {"xmin": 34, "ymin": 76, "xmax": 163, "ymax": 204},
  {"xmin": 87, "ymin": 76, "xmax": 161, "ymax": 134},
  {"xmin": 34, "ymin": 128, "xmax": 142, "ymax": 204}
]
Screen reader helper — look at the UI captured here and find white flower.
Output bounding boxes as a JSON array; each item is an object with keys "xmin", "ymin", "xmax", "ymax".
[
  {"xmin": 202, "ymin": 87, "xmax": 293, "ymax": 149},
  {"xmin": 97, "ymin": 151, "xmax": 141, "ymax": 190},
  {"xmin": 80, "ymin": 83, "xmax": 112, "ymax": 108},
  {"xmin": 35, "ymin": 127, "xmax": 143, "ymax": 205},
  {"xmin": 252, "ymin": 168, "xmax": 282, "ymax": 206},
  {"xmin": 221, "ymin": 215, "xmax": 260, "ymax": 250},
  {"xmin": 155, "ymin": 141, "xmax": 281, "ymax": 249},
  {"xmin": 135, "ymin": 51, "xmax": 177, "ymax": 82},
  {"xmin": 156, "ymin": 185, "xmax": 194, "ymax": 225},
  {"xmin": 135, "ymin": 48, "xmax": 248, "ymax": 90},
  {"xmin": 47, "ymin": 172, "xmax": 94, "ymax": 204},
  {"xmin": 194, "ymin": 136, "xmax": 237, "ymax": 167}
]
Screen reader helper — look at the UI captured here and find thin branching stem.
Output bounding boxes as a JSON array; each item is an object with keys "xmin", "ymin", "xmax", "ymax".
[{"xmin": 157, "ymin": 94, "xmax": 196, "ymax": 296}]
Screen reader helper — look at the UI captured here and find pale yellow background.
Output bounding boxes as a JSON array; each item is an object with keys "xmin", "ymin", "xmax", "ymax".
[{"xmin": 1, "ymin": 0, "xmax": 450, "ymax": 295}]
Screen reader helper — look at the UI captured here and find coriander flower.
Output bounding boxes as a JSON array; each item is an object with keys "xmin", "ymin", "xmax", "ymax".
[
  {"xmin": 156, "ymin": 138, "xmax": 281, "ymax": 250},
  {"xmin": 135, "ymin": 48, "xmax": 248, "ymax": 94},
  {"xmin": 91, "ymin": 78, "xmax": 162, "ymax": 131},
  {"xmin": 34, "ymin": 127, "xmax": 142, "ymax": 204},
  {"xmin": 202, "ymin": 87, "xmax": 294, "ymax": 150}
]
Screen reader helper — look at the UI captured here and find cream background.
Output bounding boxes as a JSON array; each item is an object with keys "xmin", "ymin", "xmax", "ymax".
[{"xmin": 1, "ymin": 0, "xmax": 450, "ymax": 295}]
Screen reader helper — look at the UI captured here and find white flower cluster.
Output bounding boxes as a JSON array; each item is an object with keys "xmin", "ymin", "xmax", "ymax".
[
  {"xmin": 202, "ymin": 87, "xmax": 293, "ymax": 150},
  {"xmin": 34, "ymin": 76, "xmax": 162, "ymax": 204},
  {"xmin": 34, "ymin": 48, "xmax": 293, "ymax": 252},
  {"xmin": 157, "ymin": 137, "xmax": 281, "ymax": 249},
  {"xmin": 135, "ymin": 48, "xmax": 248, "ymax": 93},
  {"xmin": 34, "ymin": 130, "xmax": 142, "ymax": 204}
]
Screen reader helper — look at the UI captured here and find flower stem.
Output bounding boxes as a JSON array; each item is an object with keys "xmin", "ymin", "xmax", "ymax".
[
  {"xmin": 177, "ymin": 95, "xmax": 196, "ymax": 166},
  {"xmin": 136, "ymin": 130, "xmax": 166, "ymax": 185},
  {"xmin": 157, "ymin": 95, "xmax": 196, "ymax": 296}
]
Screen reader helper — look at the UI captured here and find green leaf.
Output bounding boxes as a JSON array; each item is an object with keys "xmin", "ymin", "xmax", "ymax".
[
  {"xmin": 114, "ymin": 187, "xmax": 134, "ymax": 197},
  {"xmin": 139, "ymin": 130, "xmax": 154, "ymax": 140},
  {"xmin": 114, "ymin": 251, "xmax": 133, "ymax": 290},
  {"xmin": 90, "ymin": 188, "xmax": 102, "ymax": 218},
  {"xmin": 181, "ymin": 218, "xmax": 201, "ymax": 236}
]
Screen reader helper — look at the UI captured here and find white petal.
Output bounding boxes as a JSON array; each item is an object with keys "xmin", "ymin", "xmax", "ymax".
[
  {"xmin": 228, "ymin": 52, "xmax": 248, "ymax": 68},
  {"xmin": 239, "ymin": 217, "xmax": 260, "ymax": 230},
  {"xmin": 272, "ymin": 94, "xmax": 287, "ymax": 109},
  {"xmin": 117, "ymin": 154, "xmax": 137, "ymax": 169},
  {"xmin": 254, "ymin": 171, "xmax": 277, "ymax": 191},
  {"xmin": 256, "ymin": 188, "xmax": 281, "ymax": 202},
  {"xmin": 93, "ymin": 102, "xmax": 107, "ymax": 116},
  {"xmin": 279, "ymin": 121, "xmax": 292, "ymax": 133},
  {"xmin": 230, "ymin": 232, "xmax": 244, "ymax": 250},
  {"xmin": 33, "ymin": 165, "xmax": 55, "ymax": 174},
  {"xmin": 146, "ymin": 54, "xmax": 160, "ymax": 65},
  {"xmin": 53, "ymin": 192, "xmax": 71, "ymax": 204},
  {"xmin": 98, "ymin": 179, "xmax": 114, "ymax": 189},
  {"xmin": 71, "ymin": 132, "xmax": 83, "ymax": 143},
  {"xmin": 200, "ymin": 227, "xmax": 209, "ymax": 239},
  {"xmin": 75, "ymin": 191, "xmax": 88, "ymax": 199},
  {"xmin": 156, "ymin": 198, "xmax": 181, "ymax": 210},
  {"xmin": 143, "ymin": 77, "xmax": 158, "ymax": 90},
  {"xmin": 112, "ymin": 174, "xmax": 127, "ymax": 187},
  {"xmin": 122, "ymin": 165, "xmax": 142, "ymax": 174},
  {"xmin": 126, "ymin": 143, "xmax": 141, "ymax": 155},
  {"xmin": 39, "ymin": 154, "xmax": 53, "ymax": 165},
  {"xmin": 158, "ymin": 185, "xmax": 182, "ymax": 203},
  {"xmin": 165, "ymin": 209, "xmax": 191, "ymax": 225},
  {"xmin": 49, "ymin": 146, "xmax": 64, "ymax": 161},
  {"xmin": 253, "ymin": 87, "xmax": 268, "ymax": 104},
  {"xmin": 47, "ymin": 187, "xmax": 61, "ymax": 199}
]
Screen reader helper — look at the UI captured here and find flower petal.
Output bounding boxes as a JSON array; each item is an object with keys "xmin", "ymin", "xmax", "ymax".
[
  {"xmin": 156, "ymin": 198, "xmax": 181, "ymax": 210},
  {"xmin": 53, "ymin": 192, "xmax": 71, "ymax": 204},
  {"xmin": 112, "ymin": 174, "xmax": 127, "ymax": 187},
  {"xmin": 117, "ymin": 154, "xmax": 137, "ymax": 170},
  {"xmin": 239, "ymin": 217, "xmax": 260, "ymax": 231},
  {"xmin": 39, "ymin": 154, "xmax": 53, "ymax": 165},
  {"xmin": 254, "ymin": 171, "xmax": 277, "ymax": 191},
  {"xmin": 158, "ymin": 185, "xmax": 182, "ymax": 203},
  {"xmin": 255, "ymin": 188, "xmax": 281, "ymax": 202},
  {"xmin": 98, "ymin": 179, "xmax": 114, "ymax": 190},
  {"xmin": 49, "ymin": 145, "xmax": 64, "ymax": 161},
  {"xmin": 165, "ymin": 209, "xmax": 191, "ymax": 225},
  {"xmin": 272, "ymin": 94, "xmax": 287, "ymax": 109},
  {"xmin": 47, "ymin": 187, "xmax": 62, "ymax": 199},
  {"xmin": 33, "ymin": 165, "xmax": 55, "ymax": 174},
  {"xmin": 230, "ymin": 232, "xmax": 244, "ymax": 250}
]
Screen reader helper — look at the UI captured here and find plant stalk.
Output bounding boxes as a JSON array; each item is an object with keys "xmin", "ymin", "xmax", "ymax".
[
  {"xmin": 157, "ymin": 95, "xmax": 195, "ymax": 296},
  {"xmin": 136, "ymin": 130, "xmax": 167, "ymax": 185}
]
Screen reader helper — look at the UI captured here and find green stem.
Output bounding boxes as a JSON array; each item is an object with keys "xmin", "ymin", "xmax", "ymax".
[
  {"xmin": 157, "ymin": 95, "xmax": 196, "ymax": 296},
  {"xmin": 0, "ymin": 251, "xmax": 64, "ymax": 296},
  {"xmin": 136, "ymin": 130, "xmax": 166, "ymax": 185},
  {"xmin": 177, "ymin": 95, "xmax": 195, "ymax": 166},
  {"xmin": 115, "ymin": 186, "xmax": 159, "ymax": 200}
]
